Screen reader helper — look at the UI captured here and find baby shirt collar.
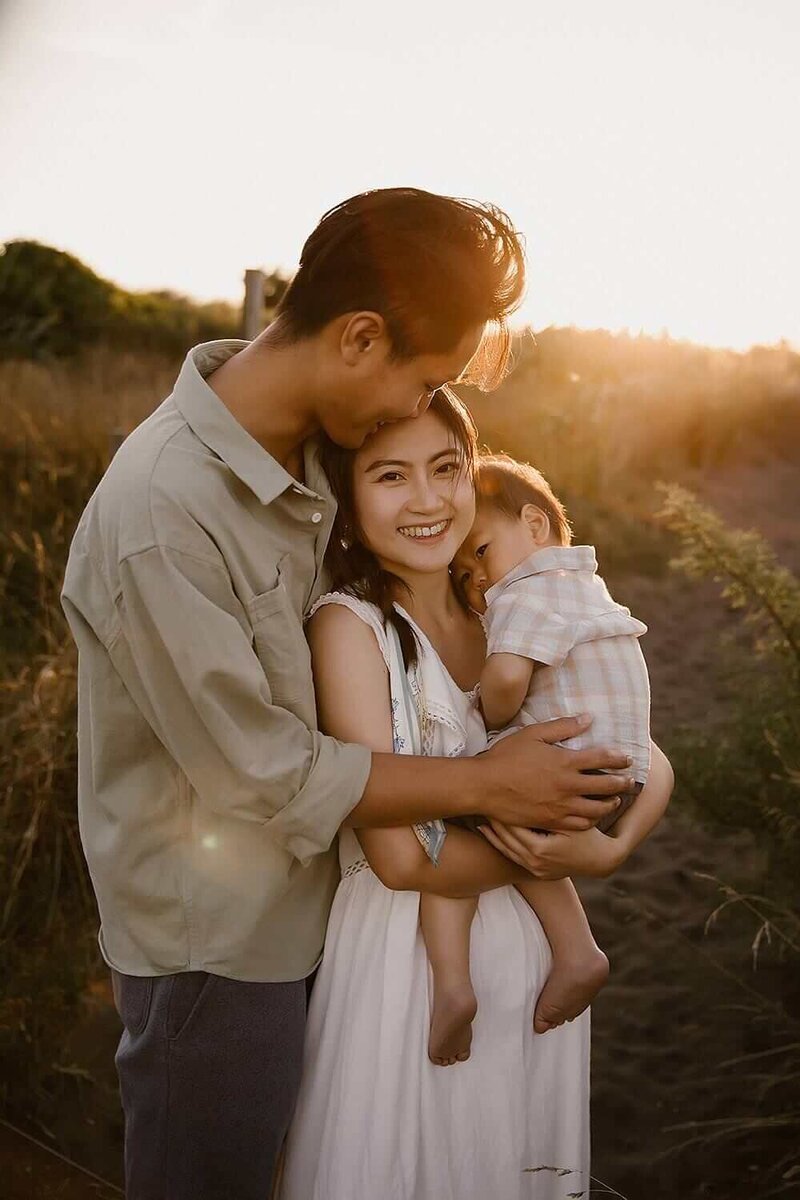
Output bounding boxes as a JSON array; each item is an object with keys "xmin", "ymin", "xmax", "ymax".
[{"xmin": 484, "ymin": 544, "xmax": 598, "ymax": 606}]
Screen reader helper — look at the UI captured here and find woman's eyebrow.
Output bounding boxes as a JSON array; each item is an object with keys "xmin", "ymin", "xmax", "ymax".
[
  {"xmin": 364, "ymin": 448, "xmax": 458, "ymax": 472},
  {"xmin": 364, "ymin": 457, "xmax": 409, "ymax": 472}
]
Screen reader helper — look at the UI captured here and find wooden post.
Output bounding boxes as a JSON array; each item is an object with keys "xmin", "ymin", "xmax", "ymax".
[{"xmin": 243, "ymin": 269, "xmax": 266, "ymax": 340}]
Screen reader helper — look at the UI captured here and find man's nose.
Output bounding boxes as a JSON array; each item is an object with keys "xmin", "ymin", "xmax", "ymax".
[{"xmin": 411, "ymin": 392, "xmax": 433, "ymax": 419}]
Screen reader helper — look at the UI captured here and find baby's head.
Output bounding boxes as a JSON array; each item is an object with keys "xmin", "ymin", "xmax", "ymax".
[{"xmin": 452, "ymin": 453, "xmax": 571, "ymax": 612}]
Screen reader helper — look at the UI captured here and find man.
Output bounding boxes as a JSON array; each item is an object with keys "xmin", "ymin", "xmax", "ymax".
[{"xmin": 62, "ymin": 188, "xmax": 630, "ymax": 1200}]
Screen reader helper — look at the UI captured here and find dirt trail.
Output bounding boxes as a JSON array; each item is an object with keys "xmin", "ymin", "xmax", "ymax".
[{"xmin": 584, "ymin": 454, "xmax": 800, "ymax": 1197}]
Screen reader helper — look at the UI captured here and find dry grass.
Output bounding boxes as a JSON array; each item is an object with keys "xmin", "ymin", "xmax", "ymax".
[
  {"xmin": 1, "ymin": 333, "xmax": 799, "ymax": 1188},
  {"xmin": 0, "ymin": 349, "xmax": 179, "ymax": 1118}
]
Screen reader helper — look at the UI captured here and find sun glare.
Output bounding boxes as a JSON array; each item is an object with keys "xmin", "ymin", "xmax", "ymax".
[{"xmin": 0, "ymin": 0, "xmax": 797, "ymax": 351}]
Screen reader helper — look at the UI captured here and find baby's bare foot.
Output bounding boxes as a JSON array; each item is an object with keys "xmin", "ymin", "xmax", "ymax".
[
  {"xmin": 428, "ymin": 983, "xmax": 478, "ymax": 1066},
  {"xmin": 533, "ymin": 948, "xmax": 609, "ymax": 1034}
]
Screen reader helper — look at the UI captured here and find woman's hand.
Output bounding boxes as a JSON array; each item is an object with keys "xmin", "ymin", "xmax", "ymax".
[
  {"xmin": 480, "ymin": 743, "xmax": 674, "ymax": 879},
  {"xmin": 478, "ymin": 821, "xmax": 626, "ymax": 880}
]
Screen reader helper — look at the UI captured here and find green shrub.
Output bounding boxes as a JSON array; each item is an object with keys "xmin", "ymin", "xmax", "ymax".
[
  {"xmin": 658, "ymin": 484, "xmax": 799, "ymax": 895},
  {"xmin": 0, "ymin": 240, "xmax": 289, "ymax": 361},
  {"xmin": 658, "ymin": 485, "xmax": 800, "ymax": 1192}
]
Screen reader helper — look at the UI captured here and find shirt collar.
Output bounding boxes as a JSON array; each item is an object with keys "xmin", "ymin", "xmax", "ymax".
[
  {"xmin": 484, "ymin": 544, "xmax": 598, "ymax": 605},
  {"xmin": 171, "ymin": 340, "xmax": 330, "ymax": 507}
]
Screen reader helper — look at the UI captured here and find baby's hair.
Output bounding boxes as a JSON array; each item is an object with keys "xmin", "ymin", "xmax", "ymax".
[{"xmin": 474, "ymin": 452, "xmax": 572, "ymax": 546}]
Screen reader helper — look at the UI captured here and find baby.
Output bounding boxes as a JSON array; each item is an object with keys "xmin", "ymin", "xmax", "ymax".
[{"xmin": 420, "ymin": 452, "xmax": 651, "ymax": 1065}]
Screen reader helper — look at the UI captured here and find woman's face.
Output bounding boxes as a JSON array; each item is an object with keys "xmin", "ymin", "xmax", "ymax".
[{"xmin": 351, "ymin": 409, "xmax": 476, "ymax": 581}]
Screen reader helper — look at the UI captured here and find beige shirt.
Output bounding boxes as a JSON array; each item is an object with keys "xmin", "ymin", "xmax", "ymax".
[{"xmin": 61, "ymin": 341, "xmax": 372, "ymax": 982}]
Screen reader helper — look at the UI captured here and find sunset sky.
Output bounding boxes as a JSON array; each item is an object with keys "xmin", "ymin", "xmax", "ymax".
[{"xmin": 1, "ymin": 0, "xmax": 798, "ymax": 350}]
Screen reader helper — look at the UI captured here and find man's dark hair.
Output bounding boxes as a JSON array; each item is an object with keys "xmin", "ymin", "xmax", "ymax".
[
  {"xmin": 475, "ymin": 453, "xmax": 572, "ymax": 546},
  {"xmin": 274, "ymin": 188, "xmax": 526, "ymax": 390}
]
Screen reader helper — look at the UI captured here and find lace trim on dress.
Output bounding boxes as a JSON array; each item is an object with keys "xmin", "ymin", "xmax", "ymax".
[{"xmin": 341, "ymin": 857, "xmax": 369, "ymax": 879}]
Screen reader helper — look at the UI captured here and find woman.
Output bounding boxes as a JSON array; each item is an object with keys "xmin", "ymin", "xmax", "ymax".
[{"xmin": 278, "ymin": 391, "xmax": 673, "ymax": 1199}]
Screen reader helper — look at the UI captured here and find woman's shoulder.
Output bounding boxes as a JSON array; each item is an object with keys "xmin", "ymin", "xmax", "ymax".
[
  {"xmin": 308, "ymin": 591, "xmax": 390, "ymax": 667},
  {"xmin": 308, "ymin": 589, "xmax": 384, "ymax": 626}
]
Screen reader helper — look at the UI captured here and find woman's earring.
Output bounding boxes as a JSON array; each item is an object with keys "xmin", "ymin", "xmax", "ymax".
[{"xmin": 340, "ymin": 535, "xmax": 351, "ymax": 551}]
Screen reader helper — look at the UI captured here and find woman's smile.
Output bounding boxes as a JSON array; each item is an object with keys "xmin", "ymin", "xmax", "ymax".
[{"xmin": 397, "ymin": 519, "xmax": 452, "ymax": 542}]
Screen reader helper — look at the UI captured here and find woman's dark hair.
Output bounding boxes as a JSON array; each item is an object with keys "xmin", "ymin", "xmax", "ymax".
[
  {"xmin": 319, "ymin": 389, "xmax": 478, "ymax": 666},
  {"xmin": 275, "ymin": 188, "xmax": 526, "ymax": 390},
  {"xmin": 474, "ymin": 453, "xmax": 572, "ymax": 546}
]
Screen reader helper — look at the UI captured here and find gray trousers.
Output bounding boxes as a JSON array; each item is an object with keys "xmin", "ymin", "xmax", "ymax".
[{"xmin": 112, "ymin": 969, "xmax": 307, "ymax": 1200}]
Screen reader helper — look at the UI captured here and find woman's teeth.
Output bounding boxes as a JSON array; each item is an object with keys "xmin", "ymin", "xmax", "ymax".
[{"xmin": 398, "ymin": 520, "xmax": 449, "ymax": 540}]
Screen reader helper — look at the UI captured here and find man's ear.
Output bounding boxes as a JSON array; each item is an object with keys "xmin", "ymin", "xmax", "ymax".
[
  {"xmin": 340, "ymin": 312, "xmax": 388, "ymax": 366},
  {"xmin": 521, "ymin": 503, "xmax": 551, "ymax": 545}
]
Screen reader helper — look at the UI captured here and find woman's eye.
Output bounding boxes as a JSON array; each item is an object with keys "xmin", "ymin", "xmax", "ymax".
[
  {"xmin": 460, "ymin": 571, "xmax": 470, "ymax": 586},
  {"xmin": 475, "ymin": 544, "xmax": 488, "ymax": 559},
  {"xmin": 378, "ymin": 471, "xmax": 403, "ymax": 483},
  {"xmin": 436, "ymin": 461, "xmax": 458, "ymax": 475}
]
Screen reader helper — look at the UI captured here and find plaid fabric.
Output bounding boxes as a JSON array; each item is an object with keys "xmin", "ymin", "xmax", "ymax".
[{"xmin": 484, "ymin": 545, "xmax": 651, "ymax": 783}]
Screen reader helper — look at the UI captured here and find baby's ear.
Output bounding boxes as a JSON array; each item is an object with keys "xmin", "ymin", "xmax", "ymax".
[{"xmin": 521, "ymin": 503, "xmax": 551, "ymax": 545}]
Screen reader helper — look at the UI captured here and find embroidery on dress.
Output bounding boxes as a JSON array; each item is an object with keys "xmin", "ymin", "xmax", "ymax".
[{"xmin": 390, "ymin": 697, "xmax": 406, "ymax": 752}]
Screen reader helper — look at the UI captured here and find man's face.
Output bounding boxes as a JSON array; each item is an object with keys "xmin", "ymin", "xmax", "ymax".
[{"xmin": 321, "ymin": 321, "xmax": 484, "ymax": 450}]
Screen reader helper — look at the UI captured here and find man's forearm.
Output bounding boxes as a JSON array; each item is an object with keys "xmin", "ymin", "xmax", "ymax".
[
  {"xmin": 345, "ymin": 752, "xmax": 487, "ymax": 829},
  {"xmin": 344, "ymin": 718, "xmax": 634, "ymax": 834}
]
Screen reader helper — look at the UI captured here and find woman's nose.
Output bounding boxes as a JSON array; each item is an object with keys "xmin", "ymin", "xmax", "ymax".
[{"xmin": 409, "ymin": 476, "xmax": 442, "ymax": 513}]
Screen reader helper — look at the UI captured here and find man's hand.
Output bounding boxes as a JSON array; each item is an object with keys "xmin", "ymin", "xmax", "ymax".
[
  {"xmin": 479, "ymin": 821, "xmax": 626, "ymax": 880},
  {"xmin": 477, "ymin": 716, "xmax": 633, "ymax": 832}
]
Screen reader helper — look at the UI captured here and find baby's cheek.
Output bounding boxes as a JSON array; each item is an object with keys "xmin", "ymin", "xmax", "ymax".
[{"xmin": 467, "ymin": 586, "xmax": 487, "ymax": 614}]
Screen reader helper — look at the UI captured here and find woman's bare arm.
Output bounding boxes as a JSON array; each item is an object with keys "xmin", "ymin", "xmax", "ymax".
[
  {"xmin": 604, "ymin": 742, "xmax": 674, "ymax": 857},
  {"xmin": 308, "ymin": 604, "xmax": 530, "ymax": 896}
]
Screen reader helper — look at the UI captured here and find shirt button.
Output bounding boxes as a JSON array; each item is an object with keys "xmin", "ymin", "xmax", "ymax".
[{"xmin": 311, "ymin": 511, "xmax": 323, "ymax": 524}]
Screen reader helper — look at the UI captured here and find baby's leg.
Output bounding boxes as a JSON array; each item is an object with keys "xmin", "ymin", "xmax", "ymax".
[
  {"xmin": 419, "ymin": 893, "xmax": 479, "ymax": 1066},
  {"xmin": 516, "ymin": 878, "xmax": 609, "ymax": 1034}
]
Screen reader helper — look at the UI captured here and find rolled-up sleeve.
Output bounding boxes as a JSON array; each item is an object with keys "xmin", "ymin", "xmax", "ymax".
[{"xmin": 111, "ymin": 544, "xmax": 372, "ymax": 865}]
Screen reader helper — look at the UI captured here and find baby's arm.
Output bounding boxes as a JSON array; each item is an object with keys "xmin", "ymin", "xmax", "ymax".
[{"xmin": 480, "ymin": 652, "xmax": 536, "ymax": 730}]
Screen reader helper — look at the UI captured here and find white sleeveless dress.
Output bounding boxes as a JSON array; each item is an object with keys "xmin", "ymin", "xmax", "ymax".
[{"xmin": 278, "ymin": 594, "xmax": 590, "ymax": 1200}]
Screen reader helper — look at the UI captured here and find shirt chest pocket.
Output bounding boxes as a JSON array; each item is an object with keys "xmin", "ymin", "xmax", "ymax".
[{"xmin": 245, "ymin": 571, "xmax": 314, "ymax": 718}]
